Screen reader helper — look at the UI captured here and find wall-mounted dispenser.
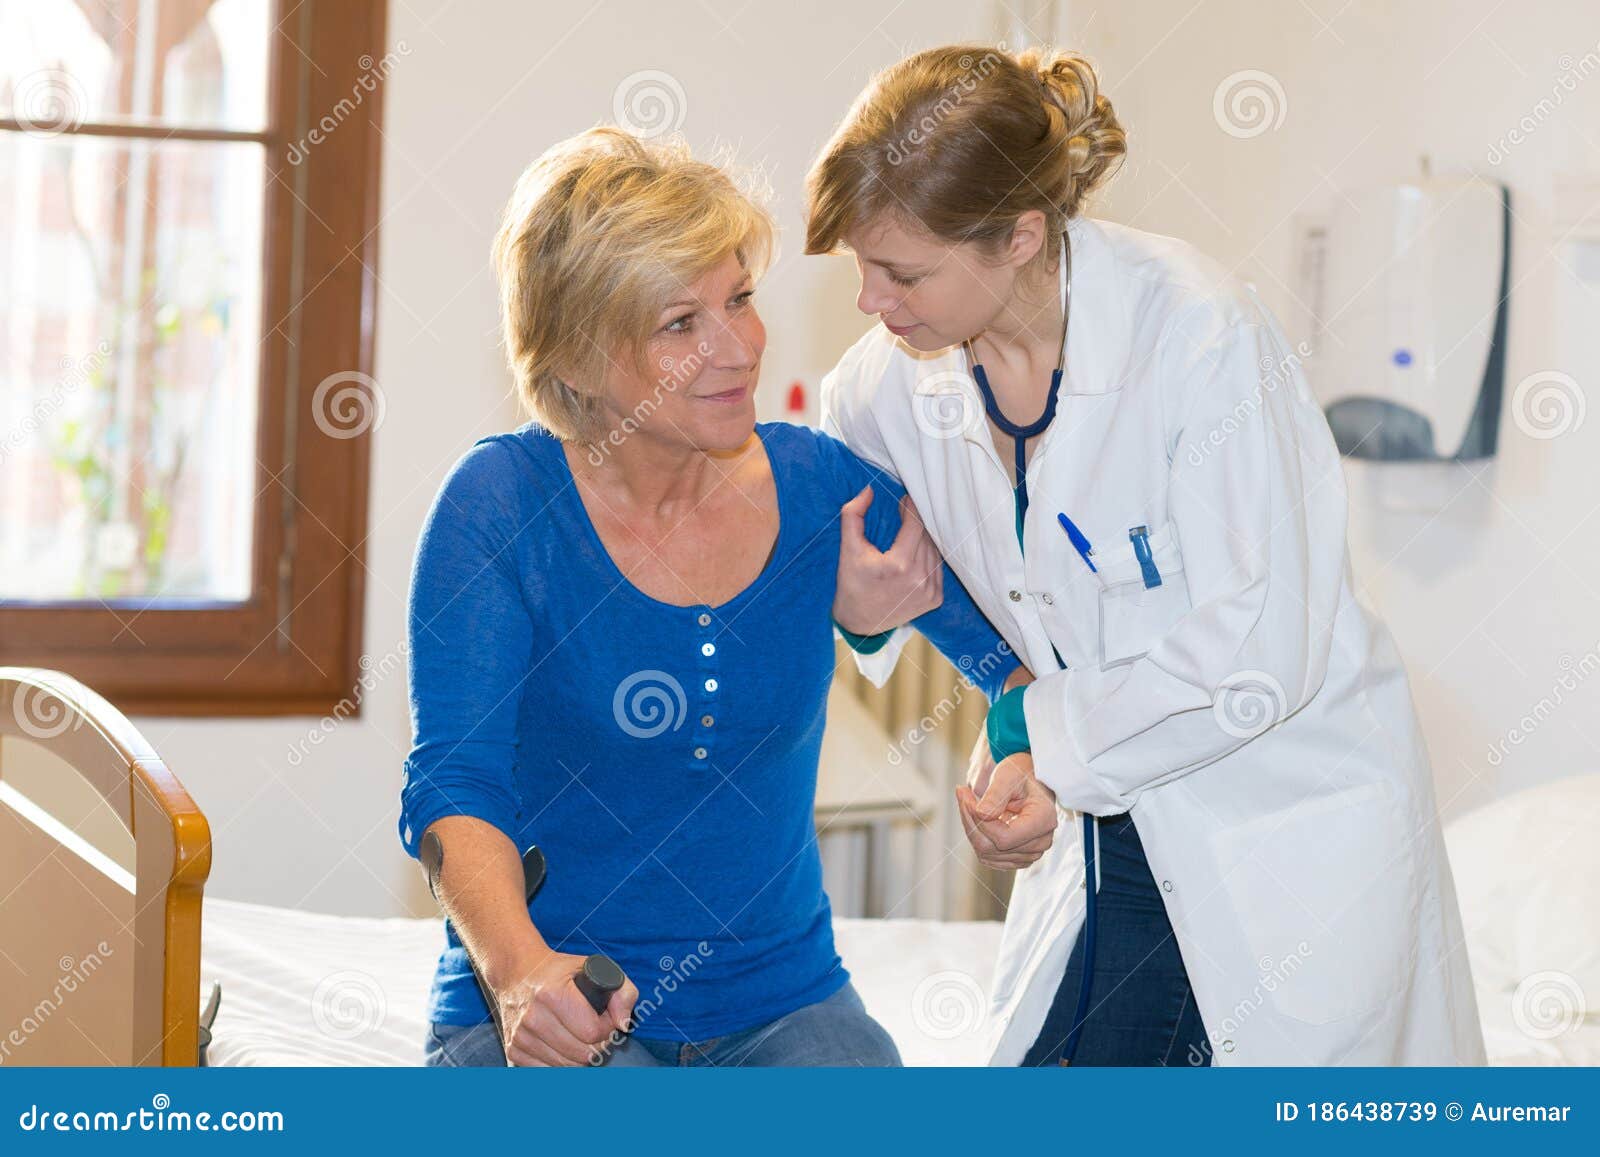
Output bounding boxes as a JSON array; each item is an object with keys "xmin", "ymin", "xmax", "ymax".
[{"xmin": 1293, "ymin": 172, "xmax": 1511, "ymax": 461}]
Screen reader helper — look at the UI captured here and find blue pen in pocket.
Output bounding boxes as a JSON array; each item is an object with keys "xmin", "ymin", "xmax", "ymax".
[
  {"xmin": 1129, "ymin": 525, "xmax": 1163, "ymax": 588},
  {"xmin": 1057, "ymin": 513, "xmax": 1096, "ymax": 574}
]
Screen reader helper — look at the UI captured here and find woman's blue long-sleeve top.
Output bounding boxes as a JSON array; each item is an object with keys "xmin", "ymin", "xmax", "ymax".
[{"xmin": 399, "ymin": 421, "xmax": 1019, "ymax": 1040}]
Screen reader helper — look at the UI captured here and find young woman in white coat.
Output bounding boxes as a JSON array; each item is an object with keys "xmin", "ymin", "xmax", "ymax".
[{"xmin": 808, "ymin": 44, "xmax": 1486, "ymax": 1067}]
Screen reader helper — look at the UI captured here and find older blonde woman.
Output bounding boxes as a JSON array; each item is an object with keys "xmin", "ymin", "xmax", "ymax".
[{"xmin": 399, "ymin": 127, "xmax": 1025, "ymax": 1068}]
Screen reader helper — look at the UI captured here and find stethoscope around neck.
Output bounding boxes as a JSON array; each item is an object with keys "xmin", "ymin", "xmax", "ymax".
[
  {"xmin": 967, "ymin": 229, "xmax": 1102, "ymax": 1067},
  {"xmin": 961, "ymin": 228, "xmax": 1071, "ymax": 528}
]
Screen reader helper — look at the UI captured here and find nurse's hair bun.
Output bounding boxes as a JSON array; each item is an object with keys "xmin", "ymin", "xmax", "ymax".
[
  {"xmin": 1023, "ymin": 48, "xmax": 1127, "ymax": 217},
  {"xmin": 805, "ymin": 43, "xmax": 1126, "ymax": 262}
]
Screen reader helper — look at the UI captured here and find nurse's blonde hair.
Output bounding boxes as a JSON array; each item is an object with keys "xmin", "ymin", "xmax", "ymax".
[
  {"xmin": 804, "ymin": 45, "xmax": 1125, "ymax": 265},
  {"xmin": 493, "ymin": 126, "xmax": 774, "ymax": 442}
]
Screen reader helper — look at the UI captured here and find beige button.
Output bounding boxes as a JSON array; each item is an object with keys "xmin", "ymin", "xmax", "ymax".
[
  {"xmin": 697, "ymin": 613, "xmax": 712, "ymax": 627},
  {"xmin": 693, "ymin": 746, "xmax": 708, "ymax": 760},
  {"xmin": 1008, "ymin": 589, "xmax": 1022, "ymax": 602},
  {"xmin": 701, "ymin": 714, "xmax": 714, "ymax": 727}
]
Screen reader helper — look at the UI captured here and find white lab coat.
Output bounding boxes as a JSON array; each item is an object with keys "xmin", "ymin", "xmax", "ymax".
[{"xmin": 821, "ymin": 215, "xmax": 1486, "ymax": 1066}]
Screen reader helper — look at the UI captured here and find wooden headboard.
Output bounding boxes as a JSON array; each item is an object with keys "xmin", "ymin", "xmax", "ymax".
[{"xmin": 0, "ymin": 667, "xmax": 211, "ymax": 1066}]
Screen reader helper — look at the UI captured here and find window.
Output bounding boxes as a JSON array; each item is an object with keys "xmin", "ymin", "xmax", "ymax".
[{"xmin": 0, "ymin": 0, "xmax": 386, "ymax": 715}]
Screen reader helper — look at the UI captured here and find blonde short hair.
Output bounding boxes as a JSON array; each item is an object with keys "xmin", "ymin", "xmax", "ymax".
[
  {"xmin": 806, "ymin": 45, "xmax": 1125, "ymax": 262},
  {"xmin": 492, "ymin": 127, "xmax": 775, "ymax": 442}
]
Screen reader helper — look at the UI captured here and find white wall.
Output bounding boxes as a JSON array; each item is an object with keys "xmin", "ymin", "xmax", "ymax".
[{"xmin": 132, "ymin": 0, "xmax": 1599, "ymax": 917}]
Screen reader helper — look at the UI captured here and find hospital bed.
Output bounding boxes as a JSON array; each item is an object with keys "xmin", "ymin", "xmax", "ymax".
[
  {"xmin": 1, "ymin": 666, "xmax": 1595, "ymax": 1067},
  {"xmin": 0, "ymin": 667, "xmax": 210, "ymax": 1066}
]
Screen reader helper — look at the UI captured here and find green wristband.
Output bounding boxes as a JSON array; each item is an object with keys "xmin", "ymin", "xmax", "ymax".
[
  {"xmin": 836, "ymin": 622, "xmax": 893, "ymax": 655},
  {"xmin": 986, "ymin": 684, "xmax": 1031, "ymax": 762}
]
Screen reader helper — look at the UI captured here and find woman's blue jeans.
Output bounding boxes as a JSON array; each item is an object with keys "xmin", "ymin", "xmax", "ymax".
[
  {"xmin": 424, "ymin": 979, "xmax": 900, "ymax": 1067},
  {"xmin": 1021, "ymin": 811, "xmax": 1213, "ymax": 1067}
]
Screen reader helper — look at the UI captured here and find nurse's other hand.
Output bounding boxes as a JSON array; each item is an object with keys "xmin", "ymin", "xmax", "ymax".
[
  {"xmin": 490, "ymin": 947, "xmax": 637, "ymax": 1067},
  {"xmin": 956, "ymin": 753, "xmax": 1057, "ymax": 870},
  {"xmin": 832, "ymin": 486, "xmax": 943, "ymax": 635}
]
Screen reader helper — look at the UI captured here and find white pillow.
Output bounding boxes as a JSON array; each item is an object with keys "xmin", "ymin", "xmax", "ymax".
[{"xmin": 1443, "ymin": 774, "xmax": 1600, "ymax": 1007}]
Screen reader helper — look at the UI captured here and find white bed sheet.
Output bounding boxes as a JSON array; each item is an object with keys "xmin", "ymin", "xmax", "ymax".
[
  {"xmin": 203, "ymin": 771, "xmax": 1600, "ymax": 1067},
  {"xmin": 200, "ymin": 898, "xmax": 1005, "ymax": 1067},
  {"xmin": 201, "ymin": 894, "xmax": 1600, "ymax": 1066}
]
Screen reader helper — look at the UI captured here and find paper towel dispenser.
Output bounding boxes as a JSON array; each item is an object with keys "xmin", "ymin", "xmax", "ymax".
[{"xmin": 1294, "ymin": 175, "xmax": 1511, "ymax": 460}]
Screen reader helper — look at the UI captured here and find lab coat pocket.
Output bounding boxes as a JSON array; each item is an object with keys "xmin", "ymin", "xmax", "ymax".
[
  {"xmin": 1095, "ymin": 525, "xmax": 1191, "ymax": 670},
  {"xmin": 1207, "ymin": 781, "xmax": 1421, "ymax": 1026}
]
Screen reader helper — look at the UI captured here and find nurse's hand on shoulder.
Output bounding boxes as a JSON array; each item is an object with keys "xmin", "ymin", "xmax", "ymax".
[
  {"xmin": 489, "ymin": 945, "xmax": 638, "ymax": 1067},
  {"xmin": 832, "ymin": 485, "xmax": 943, "ymax": 634},
  {"xmin": 956, "ymin": 753, "xmax": 1058, "ymax": 870}
]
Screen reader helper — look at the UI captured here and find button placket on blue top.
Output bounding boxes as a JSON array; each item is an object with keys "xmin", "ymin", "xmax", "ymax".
[{"xmin": 691, "ymin": 606, "xmax": 719, "ymax": 768}]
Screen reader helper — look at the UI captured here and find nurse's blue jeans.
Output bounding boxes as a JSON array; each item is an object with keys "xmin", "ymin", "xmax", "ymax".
[
  {"xmin": 1021, "ymin": 812, "xmax": 1213, "ymax": 1067},
  {"xmin": 424, "ymin": 979, "xmax": 900, "ymax": 1067}
]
